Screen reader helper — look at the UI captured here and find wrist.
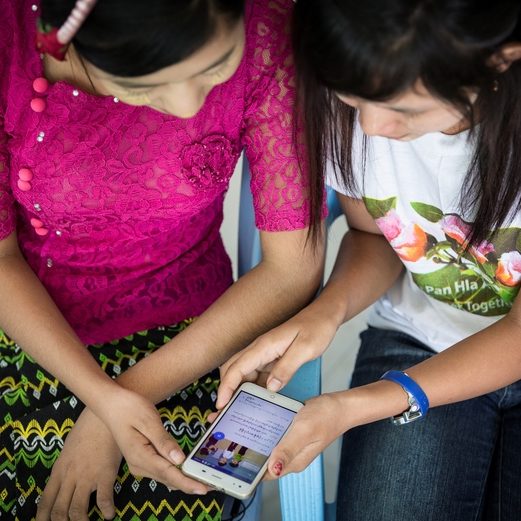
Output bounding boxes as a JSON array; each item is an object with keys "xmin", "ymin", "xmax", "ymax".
[
  {"xmin": 304, "ymin": 293, "xmax": 346, "ymax": 330},
  {"xmin": 327, "ymin": 390, "xmax": 361, "ymax": 433},
  {"xmin": 313, "ymin": 391, "xmax": 355, "ymax": 435},
  {"xmin": 81, "ymin": 378, "xmax": 129, "ymax": 419},
  {"xmin": 336, "ymin": 380, "xmax": 412, "ymax": 430}
]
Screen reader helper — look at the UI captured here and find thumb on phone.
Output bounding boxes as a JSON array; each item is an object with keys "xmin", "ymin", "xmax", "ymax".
[
  {"xmin": 266, "ymin": 438, "xmax": 300, "ymax": 479},
  {"xmin": 266, "ymin": 394, "xmax": 344, "ymax": 478}
]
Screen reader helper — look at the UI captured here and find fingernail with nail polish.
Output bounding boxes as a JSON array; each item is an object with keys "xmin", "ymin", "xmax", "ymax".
[{"xmin": 272, "ymin": 460, "xmax": 283, "ymax": 476}]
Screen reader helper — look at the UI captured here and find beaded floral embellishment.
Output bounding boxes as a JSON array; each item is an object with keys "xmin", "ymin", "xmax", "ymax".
[{"xmin": 181, "ymin": 135, "xmax": 238, "ymax": 188}]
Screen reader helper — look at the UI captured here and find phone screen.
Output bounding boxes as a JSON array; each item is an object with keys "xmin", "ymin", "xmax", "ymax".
[{"xmin": 190, "ymin": 390, "xmax": 297, "ymax": 484}]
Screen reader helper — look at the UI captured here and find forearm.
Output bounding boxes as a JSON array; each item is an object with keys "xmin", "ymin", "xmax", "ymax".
[
  {"xmin": 116, "ymin": 243, "xmax": 324, "ymax": 402},
  {"xmin": 337, "ymin": 312, "xmax": 521, "ymax": 431},
  {"xmin": 406, "ymin": 313, "xmax": 521, "ymax": 406},
  {"xmin": 310, "ymin": 228, "xmax": 403, "ymax": 327},
  {"xmin": 0, "ymin": 247, "xmax": 118, "ymax": 410}
]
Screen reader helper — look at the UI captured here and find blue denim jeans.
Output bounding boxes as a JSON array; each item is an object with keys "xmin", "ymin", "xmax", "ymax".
[{"xmin": 336, "ymin": 327, "xmax": 521, "ymax": 521}]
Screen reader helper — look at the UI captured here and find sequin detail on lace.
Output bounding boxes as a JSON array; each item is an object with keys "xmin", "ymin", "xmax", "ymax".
[{"xmin": 181, "ymin": 135, "xmax": 239, "ymax": 188}]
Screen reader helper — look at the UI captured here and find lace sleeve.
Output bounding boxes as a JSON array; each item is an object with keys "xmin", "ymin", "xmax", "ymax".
[
  {"xmin": 242, "ymin": 0, "xmax": 310, "ymax": 232},
  {"xmin": 0, "ymin": 1, "xmax": 15, "ymax": 240}
]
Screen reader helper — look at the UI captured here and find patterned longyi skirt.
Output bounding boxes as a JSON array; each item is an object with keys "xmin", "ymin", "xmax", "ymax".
[{"xmin": 0, "ymin": 322, "xmax": 224, "ymax": 520}]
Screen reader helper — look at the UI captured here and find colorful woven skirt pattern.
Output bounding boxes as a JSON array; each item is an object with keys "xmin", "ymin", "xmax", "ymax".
[{"xmin": 0, "ymin": 323, "xmax": 224, "ymax": 520}]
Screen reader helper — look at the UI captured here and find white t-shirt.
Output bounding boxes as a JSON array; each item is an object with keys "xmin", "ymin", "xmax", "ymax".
[{"xmin": 328, "ymin": 127, "xmax": 521, "ymax": 352}]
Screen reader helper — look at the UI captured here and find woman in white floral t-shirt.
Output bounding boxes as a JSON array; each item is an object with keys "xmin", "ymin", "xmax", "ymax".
[{"xmin": 218, "ymin": 1, "xmax": 521, "ymax": 520}]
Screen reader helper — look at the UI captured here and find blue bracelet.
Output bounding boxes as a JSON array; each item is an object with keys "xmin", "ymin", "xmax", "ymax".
[{"xmin": 380, "ymin": 370, "xmax": 430, "ymax": 421}]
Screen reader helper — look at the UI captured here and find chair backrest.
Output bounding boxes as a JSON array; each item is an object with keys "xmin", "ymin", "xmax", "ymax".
[{"xmin": 238, "ymin": 158, "xmax": 342, "ymax": 521}]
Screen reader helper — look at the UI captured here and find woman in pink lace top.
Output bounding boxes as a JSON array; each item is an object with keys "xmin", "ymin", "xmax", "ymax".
[{"xmin": 0, "ymin": 0, "xmax": 324, "ymax": 519}]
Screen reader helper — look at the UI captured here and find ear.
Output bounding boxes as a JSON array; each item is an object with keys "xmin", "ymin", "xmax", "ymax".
[{"xmin": 489, "ymin": 43, "xmax": 521, "ymax": 73}]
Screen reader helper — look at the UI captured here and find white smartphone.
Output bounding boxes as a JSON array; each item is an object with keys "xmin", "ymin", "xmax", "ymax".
[{"xmin": 181, "ymin": 382, "xmax": 303, "ymax": 499}]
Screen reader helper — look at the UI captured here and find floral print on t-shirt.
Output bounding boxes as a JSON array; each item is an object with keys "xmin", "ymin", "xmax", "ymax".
[{"xmin": 365, "ymin": 196, "xmax": 521, "ymax": 317}]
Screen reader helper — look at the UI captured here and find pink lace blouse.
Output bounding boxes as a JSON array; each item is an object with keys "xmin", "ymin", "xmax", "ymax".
[{"xmin": 0, "ymin": 0, "xmax": 310, "ymax": 344}]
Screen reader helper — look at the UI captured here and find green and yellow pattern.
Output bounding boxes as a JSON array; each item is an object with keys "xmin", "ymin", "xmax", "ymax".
[{"xmin": 0, "ymin": 323, "xmax": 224, "ymax": 520}]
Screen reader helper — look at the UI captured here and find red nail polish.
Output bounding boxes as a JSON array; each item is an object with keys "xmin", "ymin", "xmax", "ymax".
[{"xmin": 272, "ymin": 461, "xmax": 283, "ymax": 476}]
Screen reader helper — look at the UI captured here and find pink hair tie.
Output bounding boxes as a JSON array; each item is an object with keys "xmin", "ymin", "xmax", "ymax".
[{"xmin": 36, "ymin": 0, "xmax": 98, "ymax": 60}]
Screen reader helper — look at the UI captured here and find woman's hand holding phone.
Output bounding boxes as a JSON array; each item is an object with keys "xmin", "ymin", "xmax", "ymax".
[
  {"xmin": 214, "ymin": 305, "xmax": 352, "ymax": 483},
  {"xmin": 264, "ymin": 392, "xmax": 351, "ymax": 479},
  {"xmin": 207, "ymin": 394, "xmax": 349, "ymax": 482},
  {"xmin": 182, "ymin": 383, "xmax": 303, "ymax": 498},
  {"xmin": 36, "ymin": 389, "xmax": 209, "ymax": 521},
  {"xmin": 216, "ymin": 305, "xmax": 340, "ymax": 410}
]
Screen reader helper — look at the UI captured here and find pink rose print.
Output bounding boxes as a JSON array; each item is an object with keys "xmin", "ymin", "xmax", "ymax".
[
  {"xmin": 471, "ymin": 240, "xmax": 495, "ymax": 264},
  {"xmin": 376, "ymin": 210, "xmax": 427, "ymax": 262},
  {"xmin": 442, "ymin": 215, "xmax": 471, "ymax": 244},
  {"xmin": 496, "ymin": 251, "xmax": 521, "ymax": 287},
  {"xmin": 376, "ymin": 209, "xmax": 402, "ymax": 242},
  {"xmin": 441, "ymin": 215, "xmax": 494, "ymax": 263}
]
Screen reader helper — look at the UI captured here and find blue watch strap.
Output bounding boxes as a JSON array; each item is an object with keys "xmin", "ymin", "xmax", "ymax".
[{"xmin": 380, "ymin": 370, "xmax": 430, "ymax": 416}]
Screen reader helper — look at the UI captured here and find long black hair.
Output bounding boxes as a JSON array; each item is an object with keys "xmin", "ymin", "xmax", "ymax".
[
  {"xmin": 41, "ymin": 0, "xmax": 244, "ymax": 76},
  {"xmin": 294, "ymin": 0, "xmax": 521, "ymax": 244}
]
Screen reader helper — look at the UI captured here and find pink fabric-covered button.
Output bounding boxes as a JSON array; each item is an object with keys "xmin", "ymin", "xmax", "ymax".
[
  {"xmin": 30, "ymin": 218, "xmax": 43, "ymax": 228},
  {"xmin": 30, "ymin": 98, "xmax": 46, "ymax": 112},
  {"xmin": 35, "ymin": 227, "xmax": 49, "ymax": 236},
  {"xmin": 17, "ymin": 179, "xmax": 32, "ymax": 191},
  {"xmin": 33, "ymin": 77, "xmax": 49, "ymax": 93},
  {"xmin": 18, "ymin": 168, "xmax": 33, "ymax": 181}
]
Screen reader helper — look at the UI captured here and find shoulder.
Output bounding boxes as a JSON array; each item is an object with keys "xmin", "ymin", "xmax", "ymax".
[
  {"xmin": 0, "ymin": 0, "xmax": 17, "ymax": 66},
  {"xmin": 241, "ymin": 0, "xmax": 296, "ymax": 117},
  {"xmin": 0, "ymin": 0, "xmax": 40, "ymax": 99},
  {"xmin": 0, "ymin": 0, "xmax": 36, "ymax": 54},
  {"xmin": 244, "ymin": 0, "xmax": 295, "ymax": 74},
  {"xmin": 245, "ymin": 0, "xmax": 294, "ymax": 33}
]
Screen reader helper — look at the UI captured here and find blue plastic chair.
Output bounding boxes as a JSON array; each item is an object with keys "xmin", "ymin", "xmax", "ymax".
[{"xmin": 238, "ymin": 158, "xmax": 343, "ymax": 521}]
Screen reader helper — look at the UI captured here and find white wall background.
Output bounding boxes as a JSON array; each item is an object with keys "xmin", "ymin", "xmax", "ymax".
[{"xmin": 221, "ymin": 159, "xmax": 369, "ymax": 520}]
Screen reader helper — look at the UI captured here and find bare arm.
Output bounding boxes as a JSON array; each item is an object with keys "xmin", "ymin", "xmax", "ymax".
[
  {"xmin": 325, "ymin": 192, "xmax": 521, "ymax": 425},
  {"xmin": 263, "ymin": 198, "xmax": 521, "ymax": 477},
  {"xmin": 0, "ymin": 232, "xmax": 119, "ymax": 411},
  {"xmin": 218, "ymin": 193, "xmax": 404, "ymax": 403},
  {"xmin": 3, "ymin": 223, "xmax": 324, "ymax": 506},
  {"xmin": 2, "ymin": 231, "xmax": 209, "ymax": 497},
  {"xmin": 1, "ymin": 222, "xmax": 322, "ymax": 406},
  {"xmin": 341, "ymin": 297, "xmax": 521, "ymax": 430},
  {"xmin": 310, "ymin": 193, "xmax": 404, "ymax": 327}
]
